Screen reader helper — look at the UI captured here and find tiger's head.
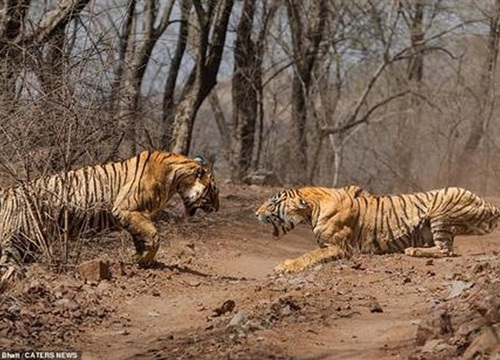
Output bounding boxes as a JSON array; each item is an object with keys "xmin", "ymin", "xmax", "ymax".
[
  {"xmin": 177, "ymin": 155, "xmax": 220, "ymax": 217},
  {"xmin": 255, "ymin": 189, "xmax": 311, "ymax": 238}
]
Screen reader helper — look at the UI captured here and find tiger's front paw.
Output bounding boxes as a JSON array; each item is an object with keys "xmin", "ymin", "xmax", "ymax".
[
  {"xmin": 404, "ymin": 246, "xmax": 456, "ymax": 258},
  {"xmin": 274, "ymin": 259, "xmax": 305, "ymax": 274},
  {"xmin": 133, "ymin": 253, "xmax": 155, "ymax": 268},
  {"xmin": 404, "ymin": 247, "xmax": 421, "ymax": 257}
]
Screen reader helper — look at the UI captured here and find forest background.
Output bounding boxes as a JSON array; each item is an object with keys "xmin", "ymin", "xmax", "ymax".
[{"xmin": 1, "ymin": 0, "xmax": 499, "ymax": 194}]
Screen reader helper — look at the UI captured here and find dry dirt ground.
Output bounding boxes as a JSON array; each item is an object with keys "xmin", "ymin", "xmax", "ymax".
[{"xmin": 1, "ymin": 184, "xmax": 500, "ymax": 359}]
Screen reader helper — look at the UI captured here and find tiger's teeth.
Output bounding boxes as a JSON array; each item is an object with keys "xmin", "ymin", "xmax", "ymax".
[{"xmin": 272, "ymin": 224, "xmax": 279, "ymax": 238}]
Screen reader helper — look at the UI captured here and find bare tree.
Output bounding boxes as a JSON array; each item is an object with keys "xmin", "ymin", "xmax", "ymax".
[
  {"xmin": 163, "ymin": 0, "xmax": 234, "ymax": 155},
  {"xmin": 114, "ymin": 0, "xmax": 175, "ymax": 158},
  {"xmin": 230, "ymin": 0, "xmax": 277, "ymax": 182},
  {"xmin": 161, "ymin": 0, "xmax": 192, "ymax": 149},
  {"xmin": 286, "ymin": 0, "xmax": 327, "ymax": 185},
  {"xmin": 0, "ymin": 0, "xmax": 89, "ymax": 105},
  {"xmin": 395, "ymin": 0, "xmax": 426, "ymax": 191},
  {"xmin": 454, "ymin": 0, "xmax": 500, "ymax": 190}
]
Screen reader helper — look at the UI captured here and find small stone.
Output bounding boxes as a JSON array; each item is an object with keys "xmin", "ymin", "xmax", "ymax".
[
  {"xmin": 227, "ymin": 310, "xmax": 248, "ymax": 328},
  {"xmin": 447, "ymin": 280, "xmax": 474, "ymax": 299},
  {"xmin": 421, "ymin": 339, "xmax": 452, "ymax": 353},
  {"xmin": 55, "ymin": 298, "xmax": 79, "ymax": 310},
  {"xmin": 97, "ymin": 281, "xmax": 112, "ymax": 293},
  {"xmin": 109, "ymin": 261, "xmax": 126, "ymax": 277},
  {"xmin": 147, "ymin": 311, "xmax": 160, "ymax": 317},
  {"xmin": 76, "ymin": 260, "xmax": 111, "ymax": 282},
  {"xmin": 281, "ymin": 305, "xmax": 291, "ymax": 316},
  {"xmin": 368, "ymin": 300, "xmax": 383, "ymax": 313},
  {"xmin": 472, "ymin": 262, "xmax": 490, "ymax": 274},
  {"xmin": 213, "ymin": 300, "xmax": 236, "ymax": 317}
]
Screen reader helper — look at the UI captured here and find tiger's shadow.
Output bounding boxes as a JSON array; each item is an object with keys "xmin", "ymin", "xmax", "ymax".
[{"xmin": 144, "ymin": 261, "xmax": 250, "ymax": 281}]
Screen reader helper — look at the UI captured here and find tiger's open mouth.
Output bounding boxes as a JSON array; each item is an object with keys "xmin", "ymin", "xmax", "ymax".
[
  {"xmin": 186, "ymin": 200, "xmax": 218, "ymax": 217},
  {"xmin": 257, "ymin": 214, "xmax": 291, "ymax": 239}
]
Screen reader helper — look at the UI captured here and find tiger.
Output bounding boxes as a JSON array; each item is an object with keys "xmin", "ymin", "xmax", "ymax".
[
  {"xmin": 0, "ymin": 150, "xmax": 220, "ymax": 281},
  {"xmin": 256, "ymin": 186, "xmax": 500, "ymax": 274}
]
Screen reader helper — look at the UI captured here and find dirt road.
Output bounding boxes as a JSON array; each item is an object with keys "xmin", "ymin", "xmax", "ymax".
[{"xmin": 1, "ymin": 184, "xmax": 499, "ymax": 359}]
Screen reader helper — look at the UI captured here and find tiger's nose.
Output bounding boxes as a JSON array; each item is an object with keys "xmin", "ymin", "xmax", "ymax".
[{"xmin": 256, "ymin": 213, "xmax": 270, "ymax": 223}]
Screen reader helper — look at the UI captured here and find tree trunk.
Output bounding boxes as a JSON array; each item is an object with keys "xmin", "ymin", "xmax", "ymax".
[
  {"xmin": 453, "ymin": 0, "xmax": 500, "ymax": 189},
  {"xmin": 396, "ymin": 0, "xmax": 425, "ymax": 191},
  {"xmin": 115, "ymin": 0, "xmax": 175, "ymax": 158},
  {"xmin": 0, "ymin": 0, "xmax": 89, "ymax": 106},
  {"xmin": 286, "ymin": 0, "xmax": 327, "ymax": 185},
  {"xmin": 161, "ymin": 0, "xmax": 192, "ymax": 149},
  {"xmin": 110, "ymin": 0, "xmax": 136, "ymax": 111},
  {"xmin": 168, "ymin": 0, "xmax": 234, "ymax": 155},
  {"xmin": 39, "ymin": 24, "xmax": 67, "ymax": 98},
  {"xmin": 231, "ymin": 0, "xmax": 259, "ymax": 182}
]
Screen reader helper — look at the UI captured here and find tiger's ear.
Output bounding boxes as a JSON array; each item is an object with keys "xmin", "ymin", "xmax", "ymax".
[
  {"xmin": 194, "ymin": 154, "xmax": 207, "ymax": 166},
  {"xmin": 346, "ymin": 185, "xmax": 370, "ymax": 198},
  {"xmin": 297, "ymin": 198, "xmax": 309, "ymax": 209}
]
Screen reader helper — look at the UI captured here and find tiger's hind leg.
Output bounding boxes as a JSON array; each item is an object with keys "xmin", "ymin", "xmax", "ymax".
[
  {"xmin": 274, "ymin": 245, "xmax": 346, "ymax": 274},
  {"xmin": 114, "ymin": 210, "xmax": 160, "ymax": 267},
  {"xmin": 405, "ymin": 221, "xmax": 456, "ymax": 258},
  {"xmin": 0, "ymin": 242, "xmax": 26, "ymax": 286}
]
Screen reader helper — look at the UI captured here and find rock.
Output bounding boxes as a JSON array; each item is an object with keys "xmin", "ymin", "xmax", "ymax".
[
  {"xmin": 213, "ymin": 300, "xmax": 236, "ymax": 317},
  {"xmin": 147, "ymin": 310, "xmax": 160, "ymax": 317},
  {"xmin": 71, "ymin": 310, "xmax": 82, "ymax": 319},
  {"xmin": 227, "ymin": 310, "xmax": 248, "ymax": 328},
  {"xmin": 281, "ymin": 305, "xmax": 292, "ymax": 316},
  {"xmin": 97, "ymin": 281, "xmax": 112, "ymax": 294},
  {"xmin": 242, "ymin": 320, "xmax": 263, "ymax": 331},
  {"xmin": 447, "ymin": 280, "xmax": 474, "ymax": 299},
  {"xmin": 462, "ymin": 328, "xmax": 499, "ymax": 360},
  {"xmin": 368, "ymin": 299, "xmax": 384, "ymax": 313},
  {"xmin": 415, "ymin": 310, "xmax": 454, "ymax": 346},
  {"xmin": 287, "ymin": 277, "xmax": 305, "ymax": 286},
  {"xmin": 108, "ymin": 261, "xmax": 126, "ymax": 277},
  {"xmin": 76, "ymin": 260, "xmax": 111, "ymax": 282},
  {"xmin": 421, "ymin": 339, "xmax": 452, "ymax": 353},
  {"xmin": 472, "ymin": 262, "xmax": 491, "ymax": 274},
  {"xmin": 55, "ymin": 298, "xmax": 79, "ymax": 310}
]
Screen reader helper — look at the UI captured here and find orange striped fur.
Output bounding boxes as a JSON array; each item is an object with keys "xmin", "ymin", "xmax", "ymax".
[{"xmin": 256, "ymin": 186, "xmax": 500, "ymax": 273}]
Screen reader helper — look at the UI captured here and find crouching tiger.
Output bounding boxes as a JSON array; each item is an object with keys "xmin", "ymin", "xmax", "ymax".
[
  {"xmin": 0, "ymin": 150, "xmax": 220, "ymax": 281},
  {"xmin": 256, "ymin": 186, "xmax": 500, "ymax": 274}
]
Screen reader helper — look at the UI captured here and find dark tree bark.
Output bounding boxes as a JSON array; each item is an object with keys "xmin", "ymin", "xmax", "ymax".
[
  {"xmin": 166, "ymin": 0, "xmax": 234, "ymax": 155},
  {"xmin": 115, "ymin": 0, "xmax": 175, "ymax": 158},
  {"xmin": 286, "ymin": 0, "xmax": 327, "ymax": 185},
  {"xmin": 230, "ymin": 0, "xmax": 277, "ymax": 182},
  {"xmin": 161, "ymin": 0, "xmax": 192, "ymax": 149},
  {"xmin": 38, "ymin": 24, "xmax": 67, "ymax": 98},
  {"xmin": 463, "ymin": 0, "xmax": 500, "ymax": 153},
  {"xmin": 110, "ymin": 0, "xmax": 136, "ymax": 110},
  {"xmin": 396, "ymin": 0, "xmax": 425, "ymax": 191},
  {"xmin": 0, "ymin": 0, "xmax": 88, "ymax": 105},
  {"xmin": 453, "ymin": 0, "xmax": 500, "ymax": 190}
]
